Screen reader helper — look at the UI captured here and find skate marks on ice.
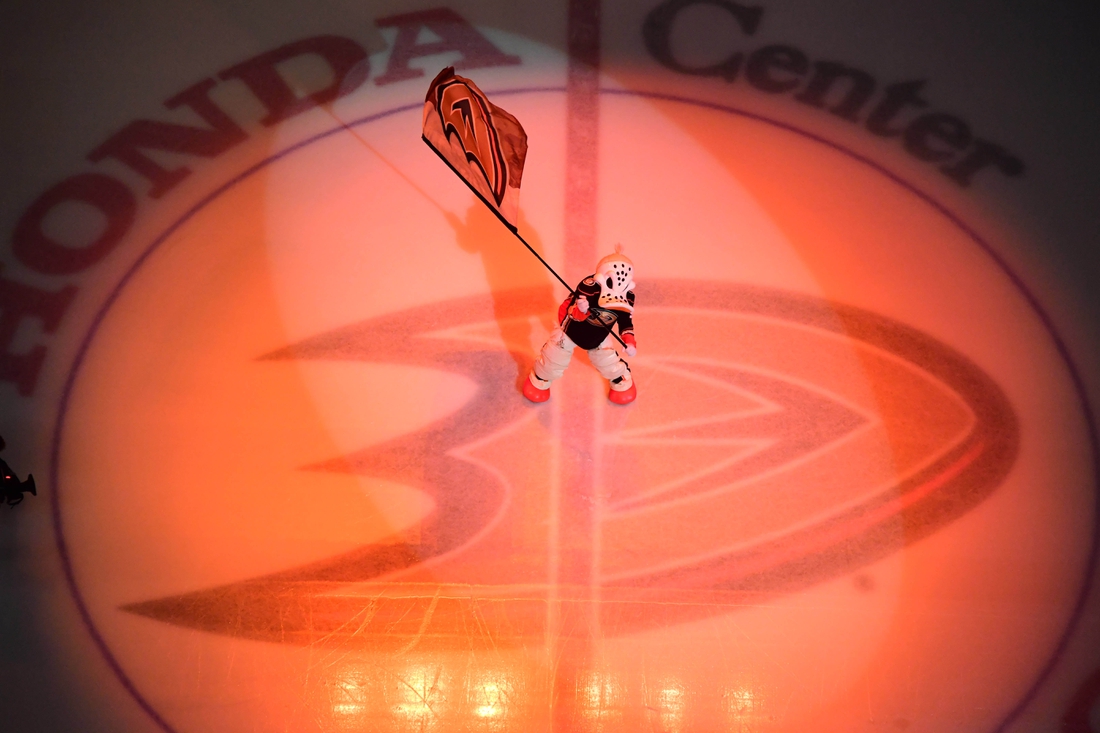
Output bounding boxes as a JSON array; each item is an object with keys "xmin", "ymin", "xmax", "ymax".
[{"xmin": 123, "ymin": 279, "xmax": 1017, "ymax": 647}]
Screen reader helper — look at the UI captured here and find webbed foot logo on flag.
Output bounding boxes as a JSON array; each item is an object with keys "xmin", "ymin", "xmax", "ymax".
[{"xmin": 422, "ymin": 66, "xmax": 528, "ymax": 227}]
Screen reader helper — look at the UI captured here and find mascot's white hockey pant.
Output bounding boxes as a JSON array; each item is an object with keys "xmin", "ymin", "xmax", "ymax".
[{"xmin": 532, "ymin": 327, "xmax": 632, "ymax": 389}]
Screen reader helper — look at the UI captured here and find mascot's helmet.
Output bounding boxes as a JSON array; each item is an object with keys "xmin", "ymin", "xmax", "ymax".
[{"xmin": 595, "ymin": 244, "xmax": 634, "ymax": 311}]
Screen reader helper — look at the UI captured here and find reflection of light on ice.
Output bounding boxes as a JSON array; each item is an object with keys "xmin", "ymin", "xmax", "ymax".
[
  {"xmin": 324, "ymin": 661, "xmax": 520, "ymax": 728},
  {"xmin": 473, "ymin": 676, "xmax": 506, "ymax": 718},
  {"xmin": 332, "ymin": 702, "xmax": 363, "ymax": 716},
  {"xmin": 724, "ymin": 684, "xmax": 762, "ymax": 728},
  {"xmin": 658, "ymin": 678, "xmax": 686, "ymax": 732},
  {"xmin": 727, "ymin": 686, "xmax": 755, "ymax": 711},
  {"xmin": 580, "ymin": 669, "xmax": 623, "ymax": 724},
  {"xmin": 394, "ymin": 665, "xmax": 446, "ymax": 724},
  {"xmin": 331, "ymin": 675, "xmax": 366, "ymax": 718}
]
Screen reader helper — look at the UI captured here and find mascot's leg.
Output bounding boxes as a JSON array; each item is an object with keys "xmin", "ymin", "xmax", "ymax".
[
  {"xmin": 524, "ymin": 328, "xmax": 576, "ymax": 402},
  {"xmin": 588, "ymin": 339, "xmax": 636, "ymax": 404}
]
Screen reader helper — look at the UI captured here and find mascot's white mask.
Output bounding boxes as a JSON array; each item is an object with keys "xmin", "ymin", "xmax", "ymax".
[{"xmin": 595, "ymin": 244, "xmax": 634, "ymax": 312}]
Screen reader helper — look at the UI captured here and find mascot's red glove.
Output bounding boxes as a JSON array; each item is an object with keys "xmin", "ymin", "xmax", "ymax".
[
  {"xmin": 621, "ymin": 332, "xmax": 637, "ymax": 357},
  {"xmin": 558, "ymin": 296, "xmax": 590, "ymax": 323}
]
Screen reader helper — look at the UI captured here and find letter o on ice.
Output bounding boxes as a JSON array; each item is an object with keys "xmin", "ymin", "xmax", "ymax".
[{"xmin": 13, "ymin": 173, "xmax": 137, "ymax": 275}]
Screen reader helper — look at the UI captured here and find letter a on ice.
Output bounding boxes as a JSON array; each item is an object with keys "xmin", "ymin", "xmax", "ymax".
[{"xmin": 422, "ymin": 66, "xmax": 528, "ymax": 231}]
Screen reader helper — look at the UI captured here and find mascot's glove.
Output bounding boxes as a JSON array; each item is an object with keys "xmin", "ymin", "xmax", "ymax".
[
  {"xmin": 558, "ymin": 295, "xmax": 590, "ymax": 323},
  {"xmin": 567, "ymin": 297, "xmax": 594, "ymax": 319},
  {"xmin": 621, "ymin": 332, "xmax": 637, "ymax": 357}
]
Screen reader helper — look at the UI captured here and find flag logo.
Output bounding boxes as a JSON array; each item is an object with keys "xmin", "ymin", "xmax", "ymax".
[{"xmin": 422, "ymin": 67, "xmax": 528, "ymax": 228}]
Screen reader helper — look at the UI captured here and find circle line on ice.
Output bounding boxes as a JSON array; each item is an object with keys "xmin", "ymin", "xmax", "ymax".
[{"xmin": 49, "ymin": 87, "xmax": 1099, "ymax": 733}]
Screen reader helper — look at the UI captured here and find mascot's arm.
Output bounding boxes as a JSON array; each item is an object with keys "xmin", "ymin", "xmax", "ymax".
[
  {"xmin": 618, "ymin": 293, "xmax": 636, "ymax": 356},
  {"xmin": 558, "ymin": 277, "xmax": 599, "ymax": 324}
]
